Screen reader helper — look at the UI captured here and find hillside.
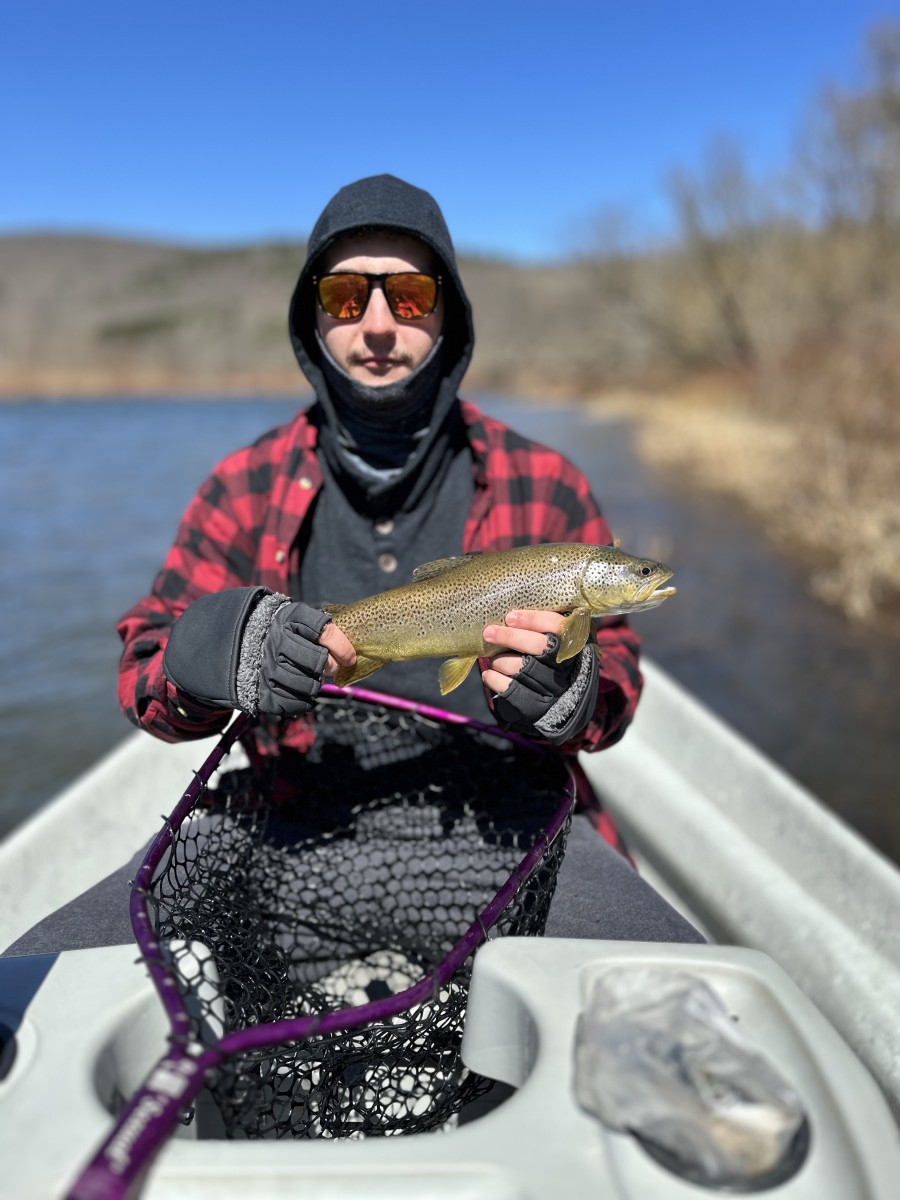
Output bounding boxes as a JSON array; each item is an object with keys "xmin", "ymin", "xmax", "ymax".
[{"xmin": 0, "ymin": 233, "xmax": 613, "ymax": 397}]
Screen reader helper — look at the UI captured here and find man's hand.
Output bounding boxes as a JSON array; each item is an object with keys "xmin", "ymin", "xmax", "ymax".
[
  {"xmin": 481, "ymin": 608, "xmax": 599, "ymax": 745},
  {"xmin": 319, "ymin": 622, "xmax": 357, "ymax": 678},
  {"xmin": 481, "ymin": 609, "xmax": 565, "ymax": 695}
]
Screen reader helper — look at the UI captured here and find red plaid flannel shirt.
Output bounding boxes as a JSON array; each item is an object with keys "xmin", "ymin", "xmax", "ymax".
[{"xmin": 117, "ymin": 400, "xmax": 643, "ymax": 762}]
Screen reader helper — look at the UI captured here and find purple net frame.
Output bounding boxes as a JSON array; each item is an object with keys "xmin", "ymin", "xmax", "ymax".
[{"xmin": 68, "ymin": 684, "xmax": 575, "ymax": 1199}]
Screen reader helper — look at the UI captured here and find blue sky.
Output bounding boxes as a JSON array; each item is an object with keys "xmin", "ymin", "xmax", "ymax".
[{"xmin": 2, "ymin": 0, "xmax": 897, "ymax": 261}]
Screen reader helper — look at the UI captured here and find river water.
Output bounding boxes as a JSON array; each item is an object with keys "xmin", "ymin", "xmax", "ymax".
[{"xmin": 1, "ymin": 395, "xmax": 898, "ymax": 863}]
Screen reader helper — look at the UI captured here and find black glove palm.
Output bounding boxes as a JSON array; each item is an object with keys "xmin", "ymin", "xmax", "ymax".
[{"xmin": 492, "ymin": 633, "xmax": 598, "ymax": 745}]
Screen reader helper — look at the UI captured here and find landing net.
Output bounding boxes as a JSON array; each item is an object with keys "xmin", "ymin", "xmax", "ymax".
[{"xmin": 141, "ymin": 691, "xmax": 573, "ymax": 1140}]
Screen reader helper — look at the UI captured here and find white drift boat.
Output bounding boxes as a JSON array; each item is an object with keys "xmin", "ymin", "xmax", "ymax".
[{"xmin": 1, "ymin": 659, "xmax": 899, "ymax": 1198}]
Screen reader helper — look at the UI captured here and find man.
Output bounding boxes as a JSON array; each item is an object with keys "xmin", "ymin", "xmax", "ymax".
[
  {"xmin": 5, "ymin": 175, "xmax": 701, "ymax": 957},
  {"xmin": 118, "ymin": 174, "xmax": 643, "ymax": 763}
]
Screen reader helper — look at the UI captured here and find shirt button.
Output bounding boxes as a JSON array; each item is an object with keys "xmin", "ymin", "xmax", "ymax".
[
  {"xmin": 275, "ymin": 548, "xmax": 286, "ymax": 564},
  {"xmin": 375, "ymin": 518, "xmax": 394, "ymax": 535},
  {"xmin": 298, "ymin": 476, "xmax": 313, "ymax": 490},
  {"xmin": 378, "ymin": 553, "xmax": 398, "ymax": 573}
]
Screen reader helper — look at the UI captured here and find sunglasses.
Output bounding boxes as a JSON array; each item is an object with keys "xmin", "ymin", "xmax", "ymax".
[{"xmin": 315, "ymin": 272, "xmax": 441, "ymax": 321}]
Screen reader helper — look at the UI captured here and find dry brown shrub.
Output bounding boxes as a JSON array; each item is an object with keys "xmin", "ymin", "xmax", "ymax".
[
  {"xmin": 621, "ymin": 336, "xmax": 900, "ymax": 629},
  {"xmin": 754, "ymin": 307, "xmax": 900, "ymax": 622}
]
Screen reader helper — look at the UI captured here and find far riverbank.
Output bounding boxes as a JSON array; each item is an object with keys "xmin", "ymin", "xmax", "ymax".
[{"xmin": 590, "ymin": 379, "xmax": 900, "ymax": 637}]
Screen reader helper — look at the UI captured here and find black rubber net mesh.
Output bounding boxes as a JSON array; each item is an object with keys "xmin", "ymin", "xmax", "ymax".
[{"xmin": 144, "ymin": 696, "xmax": 572, "ymax": 1140}]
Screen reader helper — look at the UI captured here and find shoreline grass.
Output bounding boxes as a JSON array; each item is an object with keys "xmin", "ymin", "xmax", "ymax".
[{"xmin": 591, "ymin": 373, "xmax": 900, "ymax": 636}]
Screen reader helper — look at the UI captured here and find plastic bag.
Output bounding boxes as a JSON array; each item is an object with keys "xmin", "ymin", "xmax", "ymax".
[{"xmin": 574, "ymin": 968, "xmax": 808, "ymax": 1188}]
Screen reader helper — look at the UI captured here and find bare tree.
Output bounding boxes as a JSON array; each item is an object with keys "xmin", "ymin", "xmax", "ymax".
[
  {"xmin": 665, "ymin": 136, "xmax": 762, "ymax": 365},
  {"xmin": 795, "ymin": 21, "xmax": 900, "ymax": 299}
]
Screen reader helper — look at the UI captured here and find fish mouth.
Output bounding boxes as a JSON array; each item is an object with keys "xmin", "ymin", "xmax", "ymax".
[
  {"xmin": 637, "ymin": 575, "xmax": 676, "ymax": 604},
  {"xmin": 617, "ymin": 577, "xmax": 677, "ymax": 616}
]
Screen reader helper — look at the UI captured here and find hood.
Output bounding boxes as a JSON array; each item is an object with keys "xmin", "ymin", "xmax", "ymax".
[{"xmin": 288, "ymin": 174, "xmax": 474, "ymax": 407}]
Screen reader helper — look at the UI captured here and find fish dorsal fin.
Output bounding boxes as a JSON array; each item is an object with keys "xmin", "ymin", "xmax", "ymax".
[{"xmin": 412, "ymin": 554, "xmax": 479, "ymax": 582}]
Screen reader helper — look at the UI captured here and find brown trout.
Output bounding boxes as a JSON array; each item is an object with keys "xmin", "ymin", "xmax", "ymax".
[{"xmin": 325, "ymin": 542, "xmax": 675, "ymax": 695}]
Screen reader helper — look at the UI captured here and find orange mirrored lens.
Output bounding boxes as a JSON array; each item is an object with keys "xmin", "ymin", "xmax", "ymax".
[
  {"xmin": 384, "ymin": 273, "xmax": 438, "ymax": 319},
  {"xmin": 318, "ymin": 274, "xmax": 368, "ymax": 320},
  {"xmin": 318, "ymin": 273, "xmax": 439, "ymax": 320}
]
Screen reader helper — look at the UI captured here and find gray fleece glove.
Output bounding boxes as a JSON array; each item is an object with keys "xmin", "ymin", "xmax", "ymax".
[
  {"xmin": 163, "ymin": 587, "xmax": 332, "ymax": 719},
  {"xmin": 245, "ymin": 593, "xmax": 331, "ymax": 717},
  {"xmin": 492, "ymin": 633, "xmax": 599, "ymax": 746}
]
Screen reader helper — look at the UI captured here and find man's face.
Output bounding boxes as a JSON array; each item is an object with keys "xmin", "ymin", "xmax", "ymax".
[{"xmin": 315, "ymin": 232, "xmax": 444, "ymax": 386}]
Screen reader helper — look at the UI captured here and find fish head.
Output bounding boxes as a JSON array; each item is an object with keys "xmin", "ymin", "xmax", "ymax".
[{"xmin": 581, "ymin": 548, "xmax": 677, "ymax": 615}]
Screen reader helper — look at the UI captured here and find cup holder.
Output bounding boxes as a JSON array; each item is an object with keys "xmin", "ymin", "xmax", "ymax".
[
  {"xmin": 635, "ymin": 1117, "xmax": 811, "ymax": 1192},
  {"xmin": 91, "ymin": 992, "xmax": 226, "ymax": 1139}
]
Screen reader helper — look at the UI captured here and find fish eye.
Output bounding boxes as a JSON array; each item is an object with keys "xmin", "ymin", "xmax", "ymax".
[{"xmin": 640, "ymin": 565, "xmax": 652, "ymax": 576}]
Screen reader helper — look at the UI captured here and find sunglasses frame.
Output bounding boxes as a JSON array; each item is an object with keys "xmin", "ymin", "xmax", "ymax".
[{"xmin": 314, "ymin": 271, "xmax": 442, "ymax": 322}]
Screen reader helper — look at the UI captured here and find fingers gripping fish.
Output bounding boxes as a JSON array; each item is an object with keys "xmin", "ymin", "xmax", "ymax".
[{"xmin": 323, "ymin": 542, "xmax": 676, "ymax": 695}]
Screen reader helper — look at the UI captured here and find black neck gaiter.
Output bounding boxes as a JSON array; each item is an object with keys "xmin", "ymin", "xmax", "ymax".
[
  {"xmin": 316, "ymin": 333, "xmax": 445, "ymax": 476},
  {"xmin": 313, "ymin": 332, "xmax": 465, "ymax": 516}
]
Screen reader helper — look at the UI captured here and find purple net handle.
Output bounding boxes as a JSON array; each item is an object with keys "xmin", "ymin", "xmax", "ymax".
[
  {"xmin": 319, "ymin": 682, "xmax": 542, "ymax": 750},
  {"xmin": 67, "ymin": 688, "xmax": 573, "ymax": 1199}
]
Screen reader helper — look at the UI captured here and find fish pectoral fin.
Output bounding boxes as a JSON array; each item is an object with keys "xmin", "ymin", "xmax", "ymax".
[
  {"xmin": 332, "ymin": 656, "xmax": 384, "ymax": 689},
  {"xmin": 412, "ymin": 554, "xmax": 479, "ymax": 582},
  {"xmin": 438, "ymin": 655, "xmax": 479, "ymax": 695},
  {"xmin": 556, "ymin": 608, "xmax": 592, "ymax": 661}
]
